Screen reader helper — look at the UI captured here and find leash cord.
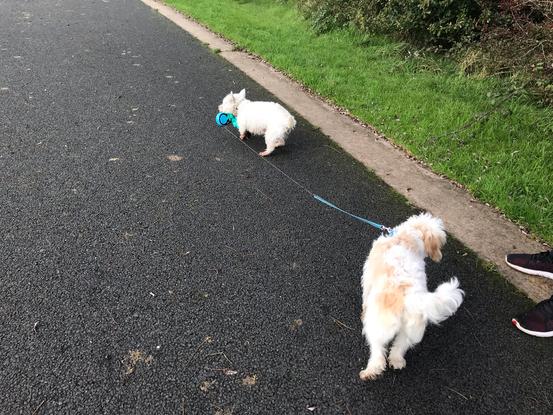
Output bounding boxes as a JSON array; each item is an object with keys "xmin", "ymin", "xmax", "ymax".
[
  {"xmin": 312, "ymin": 195, "xmax": 390, "ymax": 233},
  {"xmin": 221, "ymin": 124, "xmax": 392, "ymax": 234},
  {"xmin": 222, "ymin": 127, "xmax": 315, "ymax": 197}
]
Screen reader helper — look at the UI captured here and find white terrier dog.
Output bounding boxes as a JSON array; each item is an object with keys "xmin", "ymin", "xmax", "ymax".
[
  {"xmin": 218, "ymin": 89, "xmax": 296, "ymax": 156},
  {"xmin": 359, "ymin": 213, "xmax": 464, "ymax": 381}
]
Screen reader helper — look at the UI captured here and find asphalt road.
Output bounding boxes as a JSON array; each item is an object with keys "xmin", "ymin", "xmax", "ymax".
[{"xmin": 1, "ymin": 0, "xmax": 552, "ymax": 414}]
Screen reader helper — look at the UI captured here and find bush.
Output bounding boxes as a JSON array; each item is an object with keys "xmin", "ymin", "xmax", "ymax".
[
  {"xmin": 460, "ymin": 0, "xmax": 553, "ymax": 105},
  {"xmin": 356, "ymin": 0, "xmax": 496, "ymax": 49},
  {"xmin": 297, "ymin": 0, "xmax": 496, "ymax": 49},
  {"xmin": 296, "ymin": 0, "xmax": 355, "ymax": 33}
]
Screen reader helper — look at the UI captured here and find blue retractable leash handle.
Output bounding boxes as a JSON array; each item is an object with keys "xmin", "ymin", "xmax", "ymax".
[
  {"xmin": 313, "ymin": 195, "xmax": 395, "ymax": 236},
  {"xmin": 215, "ymin": 112, "xmax": 239, "ymax": 129}
]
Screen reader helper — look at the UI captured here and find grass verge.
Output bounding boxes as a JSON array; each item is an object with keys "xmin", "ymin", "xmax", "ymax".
[{"xmin": 165, "ymin": 0, "xmax": 553, "ymax": 245}]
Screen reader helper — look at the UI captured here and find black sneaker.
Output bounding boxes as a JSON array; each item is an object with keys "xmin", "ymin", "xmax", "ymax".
[
  {"xmin": 505, "ymin": 250, "xmax": 553, "ymax": 279},
  {"xmin": 512, "ymin": 296, "xmax": 553, "ymax": 337}
]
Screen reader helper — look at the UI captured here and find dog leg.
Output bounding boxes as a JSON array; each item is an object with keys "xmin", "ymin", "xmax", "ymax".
[
  {"xmin": 388, "ymin": 318, "xmax": 426, "ymax": 370},
  {"xmin": 388, "ymin": 330, "xmax": 409, "ymax": 370},
  {"xmin": 259, "ymin": 142, "xmax": 277, "ymax": 157},
  {"xmin": 359, "ymin": 313, "xmax": 400, "ymax": 381},
  {"xmin": 260, "ymin": 134, "xmax": 284, "ymax": 156},
  {"xmin": 359, "ymin": 338, "xmax": 388, "ymax": 381},
  {"xmin": 239, "ymin": 126, "xmax": 248, "ymax": 141}
]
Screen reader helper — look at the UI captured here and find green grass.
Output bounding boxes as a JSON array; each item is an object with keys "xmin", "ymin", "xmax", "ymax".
[{"xmin": 166, "ymin": 0, "xmax": 553, "ymax": 245}]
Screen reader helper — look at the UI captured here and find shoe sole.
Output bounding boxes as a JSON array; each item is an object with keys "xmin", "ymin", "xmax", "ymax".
[
  {"xmin": 512, "ymin": 318, "xmax": 553, "ymax": 337},
  {"xmin": 504, "ymin": 256, "xmax": 553, "ymax": 280}
]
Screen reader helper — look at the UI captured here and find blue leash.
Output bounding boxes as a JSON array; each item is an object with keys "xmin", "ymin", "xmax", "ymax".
[
  {"xmin": 219, "ymin": 119, "xmax": 394, "ymax": 235},
  {"xmin": 313, "ymin": 194, "xmax": 394, "ymax": 235}
]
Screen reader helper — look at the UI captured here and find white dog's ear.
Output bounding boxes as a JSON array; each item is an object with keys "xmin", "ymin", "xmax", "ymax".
[{"xmin": 236, "ymin": 89, "xmax": 246, "ymax": 100}]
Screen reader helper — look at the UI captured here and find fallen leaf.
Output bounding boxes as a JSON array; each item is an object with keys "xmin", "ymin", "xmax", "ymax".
[
  {"xmin": 199, "ymin": 379, "xmax": 216, "ymax": 393},
  {"xmin": 122, "ymin": 350, "xmax": 154, "ymax": 375},
  {"xmin": 290, "ymin": 319, "xmax": 303, "ymax": 331},
  {"xmin": 214, "ymin": 406, "xmax": 234, "ymax": 415},
  {"xmin": 167, "ymin": 155, "xmax": 183, "ymax": 162},
  {"xmin": 223, "ymin": 369, "xmax": 238, "ymax": 376},
  {"xmin": 242, "ymin": 374, "xmax": 257, "ymax": 386}
]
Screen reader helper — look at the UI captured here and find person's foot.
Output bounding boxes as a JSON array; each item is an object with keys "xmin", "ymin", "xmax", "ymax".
[
  {"xmin": 505, "ymin": 250, "xmax": 553, "ymax": 279},
  {"xmin": 512, "ymin": 296, "xmax": 553, "ymax": 337}
]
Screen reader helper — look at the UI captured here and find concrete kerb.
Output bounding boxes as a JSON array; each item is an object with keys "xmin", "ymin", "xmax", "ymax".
[{"xmin": 141, "ymin": 0, "xmax": 553, "ymax": 302}]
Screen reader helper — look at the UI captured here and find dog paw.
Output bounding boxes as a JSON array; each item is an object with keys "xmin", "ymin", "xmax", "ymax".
[
  {"xmin": 388, "ymin": 355, "xmax": 406, "ymax": 370},
  {"xmin": 259, "ymin": 150, "xmax": 271, "ymax": 157},
  {"xmin": 359, "ymin": 367, "xmax": 384, "ymax": 381}
]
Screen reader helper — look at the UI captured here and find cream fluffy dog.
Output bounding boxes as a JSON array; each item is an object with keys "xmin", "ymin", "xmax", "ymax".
[
  {"xmin": 218, "ymin": 89, "xmax": 296, "ymax": 156},
  {"xmin": 359, "ymin": 213, "xmax": 464, "ymax": 380}
]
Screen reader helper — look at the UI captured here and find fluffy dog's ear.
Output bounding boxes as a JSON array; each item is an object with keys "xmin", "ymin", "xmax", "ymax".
[
  {"xmin": 236, "ymin": 89, "xmax": 246, "ymax": 100},
  {"xmin": 423, "ymin": 226, "xmax": 446, "ymax": 262}
]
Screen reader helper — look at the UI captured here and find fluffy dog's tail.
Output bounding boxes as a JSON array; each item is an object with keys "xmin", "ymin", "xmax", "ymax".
[
  {"xmin": 407, "ymin": 278, "xmax": 464, "ymax": 325},
  {"xmin": 287, "ymin": 115, "xmax": 297, "ymax": 132}
]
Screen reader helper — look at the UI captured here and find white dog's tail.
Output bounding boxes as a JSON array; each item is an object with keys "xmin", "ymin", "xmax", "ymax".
[
  {"xmin": 287, "ymin": 115, "xmax": 297, "ymax": 131},
  {"xmin": 407, "ymin": 278, "xmax": 464, "ymax": 325}
]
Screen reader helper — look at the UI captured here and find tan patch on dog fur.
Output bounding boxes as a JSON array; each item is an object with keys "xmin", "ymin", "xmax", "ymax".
[
  {"xmin": 365, "ymin": 242, "xmax": 412, "ymax": 315},
  {"xmin": 375, "ymin": 282, "xmax": 411, "ymax": 315},
  {"xmin": 395, "ymin": 233, "xmax": 421, "ymax": 254},
  {"xmin": 366, "ymin": 242, "xmax": 395, "ymax": 281}
]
